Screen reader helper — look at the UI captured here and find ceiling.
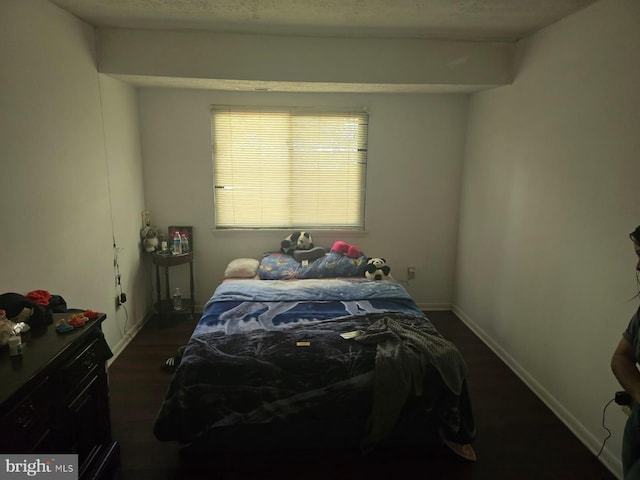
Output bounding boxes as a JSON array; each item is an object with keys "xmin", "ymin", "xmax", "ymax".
[{"xmin": 50, "ymin": 0, "xmax": 598, "ymax": 42}]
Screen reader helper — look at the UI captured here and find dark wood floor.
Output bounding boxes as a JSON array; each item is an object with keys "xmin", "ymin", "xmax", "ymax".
[{"xmin": 108, "ymin": 310, "xmax": 617, "ymax": 480}]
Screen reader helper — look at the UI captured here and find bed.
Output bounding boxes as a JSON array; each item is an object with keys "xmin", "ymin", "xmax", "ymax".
[{"xmin": 153, "ymin": 252, "xmax": 476, "ymax": 458}]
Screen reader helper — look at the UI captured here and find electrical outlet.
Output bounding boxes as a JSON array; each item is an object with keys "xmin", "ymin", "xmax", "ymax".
[
  {"xmin": 115, "ymin": 293, "xmax": 127, "ymax": 308},
  {"xmin": 407, "ymin": 266, "xmax": 416, "ymax": 280}
]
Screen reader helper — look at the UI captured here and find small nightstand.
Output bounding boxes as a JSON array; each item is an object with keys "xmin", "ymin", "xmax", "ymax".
[{"xmin": 152, "ymin": 251, "xmax": 195, "ymax": 321}]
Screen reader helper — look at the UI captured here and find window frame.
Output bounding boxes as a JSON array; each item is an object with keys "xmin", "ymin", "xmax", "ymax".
[{"xmin": 211, "ymin": 106, "xmax": 369, "ymax": 230}]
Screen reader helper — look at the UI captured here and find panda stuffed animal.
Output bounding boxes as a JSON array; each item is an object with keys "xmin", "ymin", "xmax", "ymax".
[
  {"xmin": 364, "ymin": 257, "xmax": 391, "ymax": 280},
  {"xmin": 280, "ymin": 231, "xmax": 314, "ymax": 255}
]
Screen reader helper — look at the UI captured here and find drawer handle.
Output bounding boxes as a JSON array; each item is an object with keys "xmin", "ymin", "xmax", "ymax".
[{"xmin": 15, "ymin": 401, "xmax": 36, "ymax": 427}]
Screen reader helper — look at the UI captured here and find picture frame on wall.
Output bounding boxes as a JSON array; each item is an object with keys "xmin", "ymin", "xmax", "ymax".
[{"xmin": 168, "ymin": 226, "xmax": 193, "ymax": 253}]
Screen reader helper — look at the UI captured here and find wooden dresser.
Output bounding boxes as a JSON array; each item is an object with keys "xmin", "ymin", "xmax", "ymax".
[{"xmin": 0, "ymin": 313, "xmax": 120, "ymax": 480}]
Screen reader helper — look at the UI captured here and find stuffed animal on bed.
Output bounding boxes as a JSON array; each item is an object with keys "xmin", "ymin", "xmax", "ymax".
[
  {"xmin": 364, "ymin": 257, "xmax": 391, "ymax": 280},
  {"xmin": 331, "ymin": 241, "xmax": 362, "ymax": 259},
  {"xmin": 280, "ymin": 231, "xmax": 314, "ymax": 255}
]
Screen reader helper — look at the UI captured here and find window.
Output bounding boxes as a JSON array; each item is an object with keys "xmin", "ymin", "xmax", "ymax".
[{"xmin": 211, "ymin": 107, "xmax": 368, "ymax": 229}]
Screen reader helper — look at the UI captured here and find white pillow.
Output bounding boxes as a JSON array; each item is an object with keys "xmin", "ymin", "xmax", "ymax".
[{"xmin": 224, "ymin": 258, "xmax": 260, "ymax": 278}]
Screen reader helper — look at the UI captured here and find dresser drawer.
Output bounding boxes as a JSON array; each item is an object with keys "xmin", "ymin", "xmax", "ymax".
[
  {"xmin": 61, "ymin": 337, "xmax": 103, "ymax": 395},
  {"xmin": 0, "ymin": 376, "xmax": 56, "ymax": 452}
]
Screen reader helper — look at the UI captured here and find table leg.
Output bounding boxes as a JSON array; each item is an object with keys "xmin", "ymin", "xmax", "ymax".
[
  {"xmin": 155, "ymin": 264, "xmax": 161, "ymax": 311},
  {"xmin": 189, "ymin": 260, "xmax": 195, "ymax": 317},
  {"xmin": 164, "ymin": 266, "xmax": 170, "ymax": 311}
]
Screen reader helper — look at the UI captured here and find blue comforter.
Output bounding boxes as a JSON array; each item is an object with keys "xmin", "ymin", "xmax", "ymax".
[
  {"xmin": 153, "ymin": 279, "xmax": 475, "ymax": 449},
  {"xmin": 195, "ymin": 278, "xmax": 423, "ymax": 335}
]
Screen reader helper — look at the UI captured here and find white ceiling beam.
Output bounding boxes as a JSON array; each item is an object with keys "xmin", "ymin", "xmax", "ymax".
[{"xmin": 97, "ymin": 28, "xmax": 514, "ymax": 92}]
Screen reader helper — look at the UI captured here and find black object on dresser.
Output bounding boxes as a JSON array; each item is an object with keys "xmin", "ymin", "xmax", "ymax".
[{"xmin": 0, "ymin": 313, "xmax": 120, "ymax": 480}]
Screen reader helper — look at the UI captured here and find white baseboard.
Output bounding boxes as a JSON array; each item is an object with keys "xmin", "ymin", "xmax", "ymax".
[
  {"xmin": 107, "ymin": 313, "xmax": 150, "ymax": 367},
  {"xmin": 451, "ymin": 304, "xmax": 621, "ymax": 479}
]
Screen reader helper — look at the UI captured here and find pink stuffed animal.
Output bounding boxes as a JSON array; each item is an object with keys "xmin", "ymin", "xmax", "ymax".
[{"xmin": 331, "ymin": 241, "xmax": 362, "ymax": 259}]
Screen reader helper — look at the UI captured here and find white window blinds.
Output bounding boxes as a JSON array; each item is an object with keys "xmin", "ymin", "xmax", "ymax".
[{"xmin": 212, "ymin": 107, "xmax": 368, "ymax": 229}]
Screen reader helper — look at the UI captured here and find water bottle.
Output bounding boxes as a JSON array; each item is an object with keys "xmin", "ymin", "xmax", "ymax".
[
  {"xmin": 173, "ymin": 288, "xmax": 183, "ymax": 311},
  {"xmin": 173, "ymin": 231, "xmax": 182, "ymax": 255},
  {"xmin": 4, "ymin": 309, "xmax": 23, "ymax": 356},
  {"xmin": 181, "ymin": 233, "xmax": 189, "ymax": 253}
]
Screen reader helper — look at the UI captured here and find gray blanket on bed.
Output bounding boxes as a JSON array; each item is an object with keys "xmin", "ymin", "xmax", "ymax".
[{"xmin": 355, "ymin": 312, "xmax": 468, "ymax": 450}]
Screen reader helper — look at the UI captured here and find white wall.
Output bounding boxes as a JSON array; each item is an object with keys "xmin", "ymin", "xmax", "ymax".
[
  {"xmin": 455, "ymin": 0, "xmax": 640, "ymax": 476},
  {"xmin": 137, "ymin": 89, "xmax": 468, "ymax": 308},
  {"xmin": 0, "ymin": 0, "xmax": 148, "ymax": 355},
  {"xmin": 98, "ymin": 74, "xmax": 149, "ymax": 352}
]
